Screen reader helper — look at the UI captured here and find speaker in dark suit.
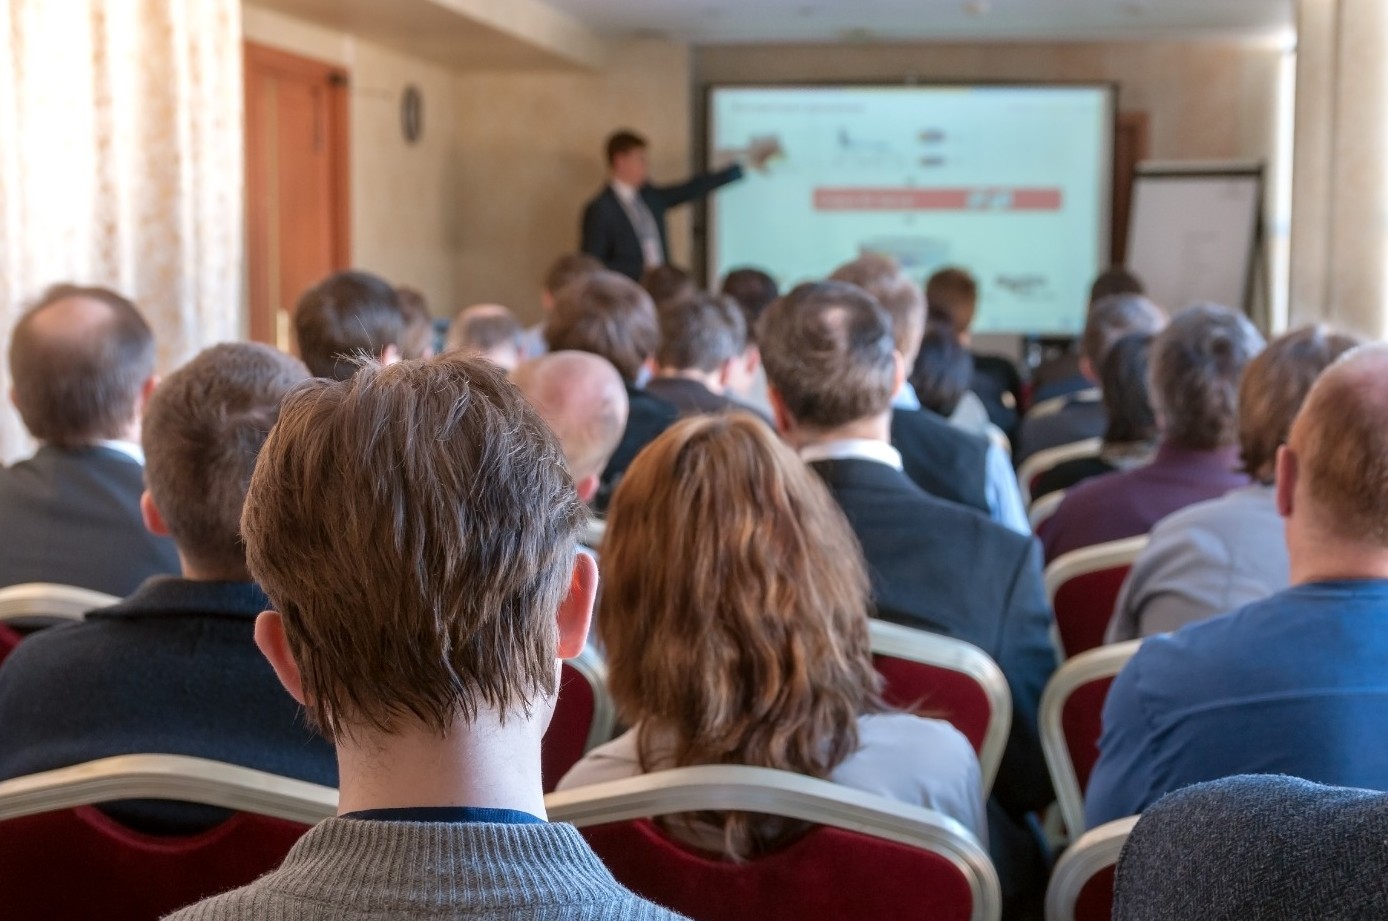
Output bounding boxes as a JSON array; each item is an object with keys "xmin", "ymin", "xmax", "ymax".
[{"xmin": 580, "ymin": 130, "xmax": 778, "ymax": 280}]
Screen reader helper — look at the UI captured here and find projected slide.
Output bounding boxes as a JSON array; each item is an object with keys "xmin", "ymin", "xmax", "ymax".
[{"xmin": 708, "ymin": 85, "xmax": 1112, "ymax": 336}]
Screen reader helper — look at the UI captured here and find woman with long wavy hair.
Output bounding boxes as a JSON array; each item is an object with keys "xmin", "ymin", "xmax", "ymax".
[{"xmin": 558, "ymin": 413, "xmax": 984, "ymax": 855}]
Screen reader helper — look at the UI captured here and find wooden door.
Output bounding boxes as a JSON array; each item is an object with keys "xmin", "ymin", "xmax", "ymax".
[
  {"xmin": 244, "ymin": 42, "xmax": 350, "ymax": 348},
  {"xmin": 1111, "ymin": 112, "xmax": 1150, "ymax": 265}
]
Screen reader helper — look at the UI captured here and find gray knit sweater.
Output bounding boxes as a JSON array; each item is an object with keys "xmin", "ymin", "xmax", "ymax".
[
  {"xmin": 163, "ymin": 817, "xmax": 688, "ymax": 920},
  {"xmin": 1113, "ymin": 774, "xmax": 1388, "ymax": 920}
]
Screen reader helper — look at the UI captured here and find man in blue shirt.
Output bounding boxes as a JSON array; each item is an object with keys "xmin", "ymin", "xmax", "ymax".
[{"xmin": 1086, "ymin": 343, "xmax": 1388, "ymax": 827}]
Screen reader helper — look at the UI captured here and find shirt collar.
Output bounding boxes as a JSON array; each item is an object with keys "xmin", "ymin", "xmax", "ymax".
[
  {"xmin": 610, "ymin": 178, "xmax": 640, "ymax": 203},
  {"xmin": 799, "ymin": 439, "xmax": 904, "ymax": 470},
  {"xmin": 95, "ymin": 439, "xmax": 144, "ymax": 464},
  {"xmin": 891, "ymin": 382, "xmax": 921, "ymax": 411}
]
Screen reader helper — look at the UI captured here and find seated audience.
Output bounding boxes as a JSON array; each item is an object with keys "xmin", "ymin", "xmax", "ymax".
[
  {"xmin": 294, "ymin": 270, "xmax": 406, "ymax": 381},
  {"xmin": 167, "ymin": 356, "xmax": 679, "ymax": 921},
  {"xmin": 1040, "ymin": 303, "xmax": 1263, "ymax": 563},
  {"xmin": 1086, "ymin": 345, "xmax": 1388, "ymax": 826},
  {"xmin": 1017, "ymin": 292, "xmax": 1166, "ymax": 465},
  {"xmin": 828, "ymin": 254, "xmax": 1001, "ymax": 523},
  {"xmin": 519, "ymin": 252, "xmax": 603, "ymax": 359},
  {"xmin": 912, "ymin": 309, "xmax": 992, "ymax": 435},
  {"xmin": 1108, "ymin": 325, "xmax": 1360, "ymax": 641},
  {"xmin": 545, "ymin": 270, "xmax": 678, "ymax": 504},
  {"xmin": 646, "ymin": 291, "xmax": 769, "ymax": 421},
  {"xmin": 1026, "ymin": 265, "xmax": 1147, "ymax": 411},
  {"xmin": 445, "ymin": 303, "xmax": 524, "ymax": 371},
  {"xmin": 925, "ymin": 267, "xmax": 1024, "ymax": 441},
  {"xmin": 0, "ymin": 284, "xmax": 179, "ymax": 595},
  {"xmin": 559, "ymin": 414, "xmax": 985, "ymax": 851},
  {"xmin": 1031, "ymin": 331, "xmax": 1157, "ymax": 500},
  {"xmin": 395, "ymin": 286, "xmax": 438, "ymax": 359},
  {"xmin": 512, "ymin": 351, "xmax": 629, "ymax": 507},
  {"xmin": 0, "ymin": 343, "xmax": 334, "ymax": 831},
  {"xmin": 758, "ymin": 280, "xmax": 1054, "ymax": 908},
  {"xmin": 719, "ymin": 265, "xmax": 780, "ymax": 417},
  {"xmin": 1113, "ymin": 775, "xmax": 1388, "ymax": 921},
  {"xmin": 639, "ymin": 262, "xmax": 696, "ymax": 308}
]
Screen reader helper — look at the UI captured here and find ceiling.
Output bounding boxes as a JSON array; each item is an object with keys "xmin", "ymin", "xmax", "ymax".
[{"xmin": 540, "ymin": 0, "xmax": 1295, "ymax": 44}]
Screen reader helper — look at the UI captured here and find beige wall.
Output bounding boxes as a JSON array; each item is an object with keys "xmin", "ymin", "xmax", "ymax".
[
  {"xmin": 696, "ymin": 41, "xmax": 1282, "ymax": 163},
  {"xmin": 453, "ymin": 39, "xmax": 692, "ymax": 321},
  {"xmin": 242, "ymin": 6, "xmax": 461, "ymax": 315}
]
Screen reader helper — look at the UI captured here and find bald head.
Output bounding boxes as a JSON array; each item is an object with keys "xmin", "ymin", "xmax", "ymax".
[
  {"xmin": 445, "ymin": 304, "xmax": 523, "ymax": 371},
  {"xmin": 512, "ymin": 351, "xmax": 629, "ymax": 499},
  {"xmin": 9, "ymin": 285, "xmax": 155, "ymax": 447},
  {"xmin": 1285, "ymin": 345, "xmax": 1388, "ymax": 548}
]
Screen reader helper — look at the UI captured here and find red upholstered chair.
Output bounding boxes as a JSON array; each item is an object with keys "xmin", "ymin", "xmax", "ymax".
[
  {"xmin": 1044, "ymin": 816, "xmax": 1138, "ymax": 921},
  {"xmin": 1016, "ymin": 436, "xmax": 1103, "ymax": 507},
  {"xmin": 1044, "ymin": 537, "xmax": 1148, "ymax": 659},
  {"xmin": 0, "ymin": 754, "xmax": 336, "ymax": 921},
  {"xmin": 869, "ymin": 621, "xmax": 1011, "ymax": 793},
  {"xmin": 542, "ymin": 643, "xmax": 617, "ymax": 793},
  {"xmin": 1039, "ymin": 641, "xmax": 1142, "ymax": 836},
  {"xmin": 547, "ymin": 765, "xmax": 1001, "ymax": 921},
  {"xmin": 0, "ymin": 624, "xmax": 20, "ymax": 666}
]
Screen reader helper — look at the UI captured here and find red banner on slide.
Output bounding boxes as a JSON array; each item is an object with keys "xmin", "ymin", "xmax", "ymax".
[{"xmin": 813, "ymin": 187, "xmax": 1062, "ymax": 211}]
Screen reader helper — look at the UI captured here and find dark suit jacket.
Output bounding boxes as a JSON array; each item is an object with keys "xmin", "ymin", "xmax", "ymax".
[
  {"xmin": 0, "ymin": 577, "xmax": 337, "ymax": 832},
  {"xmin": 810, "ymin": 457, "xmax": 1055, "ymax": 816},
  {"xmin": 890, "ymin": 407, "xmax": 990, "ymax": 515},
  {"xmin": 580, "ymin": 165, "xmax": 744, "ymax": 280},
  {"xmin": 643, "ymin": 377, "xmax": 773, "ymax": 426},
  {"xmin": 0, "ymin": 445, "xmax": 180, "ymax": 596},
  {"xmin": 596, "ymin": 385, "xmax": 680, "ymax": 511}
]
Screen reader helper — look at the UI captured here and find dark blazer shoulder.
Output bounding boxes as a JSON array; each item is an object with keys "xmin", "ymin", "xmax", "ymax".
[{"xmin": 889, "ymin": 408, "xmax": 990, "ymax": 513}]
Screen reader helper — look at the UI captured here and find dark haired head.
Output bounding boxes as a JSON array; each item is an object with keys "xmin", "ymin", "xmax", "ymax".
[
  {"xmin": 910, "ymin": 314, "xmax": 973, "ymax": 418},
  {"xmin": 1150, "ymin": 304, "xmax": 1264, "ymax": 450},
  {"xmin": 294, "ymin": 270, "xmax": 405, "ymax": 381},
  {"xmin": 720, "ymin": 267, "xmax": 779, "ymax": 342},
  {"xmin": 640, "ymin": 264, "xmax": 695, "ymax": 308},
  {"xmin": 1089, "ymin": 265, "xmax": 1145, "ymax": 306},
  {"xmin": 605, "ymin": 130, "xmax": 647, "ymax": 166},
  {"xmin": 1098, "ymin": 332, "xmax": 1158, "ymax": 445}
]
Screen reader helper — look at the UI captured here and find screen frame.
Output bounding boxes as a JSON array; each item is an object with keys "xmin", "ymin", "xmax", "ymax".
[{"xmin": 698, "ymin": 79, "xmax": 1119, "ymax": 336}]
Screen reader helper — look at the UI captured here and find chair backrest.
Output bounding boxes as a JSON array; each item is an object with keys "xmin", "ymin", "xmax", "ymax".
[
  {"xmin": 1044, "ymin": 537, "xmax": 1148, "ymax": 659},
  {"xmin": 1044, "ymin": 816, "xmax": 1138, "ymax": 921},
  {"xmin": 1028, "ymin": 488, "xmax": 1067, "ymax": 533},
  {"xmin": 869, "ymin": 621, "xmax": 1011, "ymax": 793},
  {"xmin": 1017, "ymin": 436, "xmax": 1103, "ymax": 507},
  {"xmin": 0, "ymin": 754, "xmax": 337, "ymax": 921},
  {"xmin": 0, "ymin": 582, "xmax": 120, "ymax": 621},
  {"xmin": 548, "ymin": 765, "xmax": 1001, "ymax": 921},
  {"xmin": 542, "ymin": 643, "xmax": 617, "ymax": 793},
  {"xmin": 1039, "ymin": 641, "xmax": 1142, "ymax": 836}
]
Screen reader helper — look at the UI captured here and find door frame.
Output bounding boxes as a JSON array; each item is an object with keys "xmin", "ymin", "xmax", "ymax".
[{"xmin": 243, "ymin": 41, "xmax": 351, "ymax": 346}]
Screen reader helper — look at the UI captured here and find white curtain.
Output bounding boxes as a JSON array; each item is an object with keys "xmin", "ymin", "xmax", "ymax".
[
  {"xmin": 0, "ymin": 0, "xmax": 243, "ymax": 461},
  {"xmin": 1290, "ymin": 0, "xmax": 1388, "ymax": 338}
]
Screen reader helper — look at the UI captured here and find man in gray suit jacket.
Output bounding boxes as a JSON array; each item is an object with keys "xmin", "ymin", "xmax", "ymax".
[{"xmin": 0, "ymin": 285, "xmax": 179, "ymax": 596}]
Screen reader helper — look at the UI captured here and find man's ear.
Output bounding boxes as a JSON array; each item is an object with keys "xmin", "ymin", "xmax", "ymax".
[
  {"xmin": 1079, "ymin": 356, "xmax": 1096, "ymax": 384},
  {"xmin": 255, "ymin": 611, "xmax": 307, "ymax": 707},
  {"xmin": 556, "ymin": 551, "xmax": 597, "ymax": 659},
  {"xmin": 767, "ymin": 386, "xmax": 794, "ymax": 437},
  {"xmin": 891, "ymin": 349, "xmax": 906, "ymax": 397},
  {"xmin": 379, "ymin": 344, "xmax": 402, "ymax": 366},
  {"xmin": 574, "ymin": 472, "xmax": 600, "ymax": 505},
  {"xmin": 1275, "ymin": 443, "xmax": 1298, "ymax": 519},
  {"xmin": 140, "ymin": 490, "xmax": 169, "ymax": 537}
]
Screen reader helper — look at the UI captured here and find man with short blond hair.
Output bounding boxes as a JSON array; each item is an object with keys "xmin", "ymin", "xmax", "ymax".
[
  {"xmin": 1087, "ymin": 343, "xmax": 1388, "ymax": 827},
  {"xmin": 0, "ymin": 284, "xmax": 179, "ymax": 594},
  {"xmin": 167, "ymin": 357, "xmax": 682, "ymax": 921},
  {"xmin": 446, "ymin": 304, "xmax": 525, "ymax": 371},
  {"xmin": 513, "ymin": 351, "xmax": 629, "ymax": 505},
  {"xmin": 0, "ymin": 343, "xmax": 333, "ymax": 830}
]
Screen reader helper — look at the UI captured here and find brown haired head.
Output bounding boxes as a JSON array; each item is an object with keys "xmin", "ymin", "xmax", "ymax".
[
  {"xmin": 656, "ymin": 291, "xmax": 747, "ymax": 373},
  {"xmin": 1150, "ymin": 304, "xmax": 1264, "ymax": 451},
  {"xmin": 545, "ymin": 270, "xmax": 658, "ymax": 383},
  {"xmin": 925, "ymin": 267, "xmax": 979, "ymax": 336},
  {"xmin": 1239, "ymin": 325, "xmax": 1361, "ymax": 483},
  {"xmin": 758, "ymin": 281, "xmax": 899, "ymax": 432},
  {"xmin": 720, "ymin": 267, "xmax": 779, "ymax": 342},
  {"xmin": 1082, "ymin": 294, "xmax": 1166, "ymax": 371},
  {"xmin": 543, "ymin": 253, "xmax": 603, "ymax": 299},
  {"xmin": 831, "ymin": 254, "xmax": 926, "ymax": 366},
  {"xmin": 9, "ymin": 284, "xmax": 155, "ymax": 448},
  {"xmin": 142, "ymin": 343, "xmax": 309, "ymax": 580},
  {"xmin": 1287, "ymin": 345, "xmax": 1388, "ymax": 547},
  {"xmin": 601, "ymin": 413, "xmax": 881, "ymax": 855},
  {"xmin": 241, "ymin": 356, "xmax": 586, "ymax": 739},
  {"xmin": 445, "ymin": 304, "xmax": 524, "ymax": 371},
  {"xmin": 640, "ymin": 264, "xmax": 696, "ymax": 309},
  {"xmin": 293, "ymin": 270, "xmax": 405, "ymax": 381}
]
